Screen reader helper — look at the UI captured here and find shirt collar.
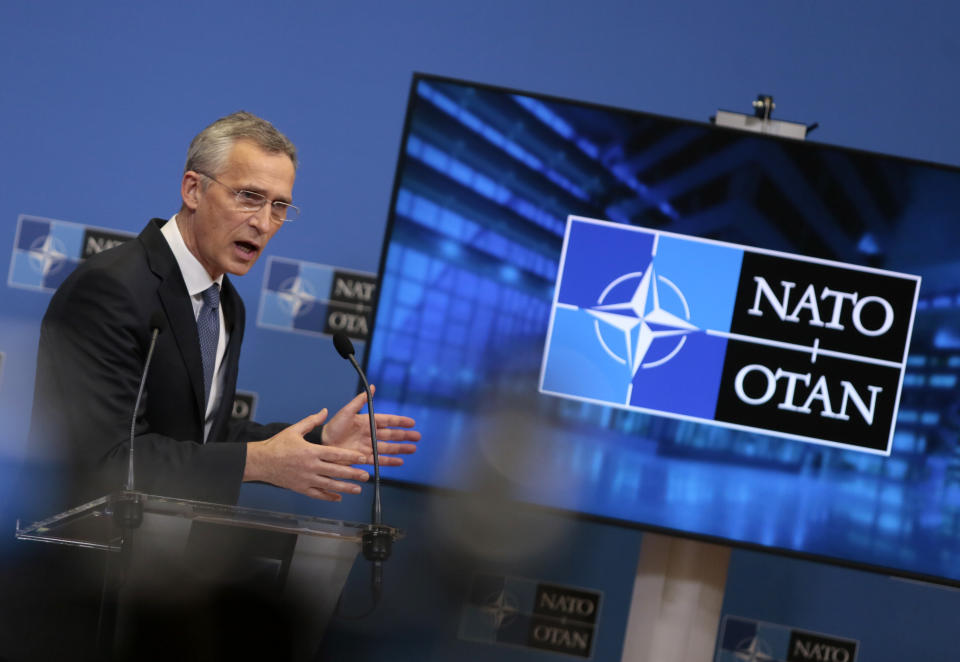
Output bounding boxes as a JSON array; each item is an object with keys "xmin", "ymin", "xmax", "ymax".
[{"xmin": 160, "ymin": 214, "xmax": 224, "ymax": 297}]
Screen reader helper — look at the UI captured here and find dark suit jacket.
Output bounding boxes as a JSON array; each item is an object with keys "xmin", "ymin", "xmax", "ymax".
[{"xmin": 27, "ymin": 218, "xmax": 287, "ymax": 510}]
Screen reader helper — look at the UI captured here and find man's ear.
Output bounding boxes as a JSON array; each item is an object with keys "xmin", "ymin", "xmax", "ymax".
[{"xmin": 181, "ymin": 171, "xmax": 202, "ymax": 211}]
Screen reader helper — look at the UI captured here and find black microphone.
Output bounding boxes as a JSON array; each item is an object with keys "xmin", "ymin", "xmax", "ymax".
[
  {"xmin": 332, "ymin": 332, "xmax": 383, "ymax": 525},
  {"xmin": 115, "ymin": 312, "xmax": 165, "ymax": 529},
  {"xmin": 332, "ymin": 332, "xmax": 391, "ymax": 594},
  {"xmin": 333, "ymin": 332, "xmax": 354, "ymax": 362}
]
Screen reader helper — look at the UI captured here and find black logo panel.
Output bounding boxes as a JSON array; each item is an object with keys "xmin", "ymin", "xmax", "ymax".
[
  {"xmin": 715, "ymin": 339, "xmax": 900, "ymax": 451},
  {"xmin": 787, "ymin": 630, "xmax": 857, "ymax": 662},
  {"xmin": 328, "ymin": 271, "xmax": 377, "ymax": 306},
  {"xmin": 81, "ymin": 228, "xmax": 134, "ymax": 259},
  {"xmin": 322, "ymin": 302, "xmax": 372, "ymax": 340},
  {"xmin": 533, "ymin": 583, "xmax": 600, "ymax": 624},
  {"xmin": 526, "ymin": 616, "xmax": 593, "ymax": 657},
  {"xmin": 731, "ymin": 252, "xmax": 917, "ymax": 364}
]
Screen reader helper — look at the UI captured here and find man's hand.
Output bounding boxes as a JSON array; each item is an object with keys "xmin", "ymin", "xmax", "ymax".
[
  {"xmin": 321, "ymin": 386, "xmax": 420, "ymax": 466},
  {"xmin": 244, "ymin": 410, "xmax": 371, "ymax": 501}
]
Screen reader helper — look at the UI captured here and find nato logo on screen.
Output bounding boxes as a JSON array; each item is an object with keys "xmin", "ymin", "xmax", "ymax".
[
  {"xmin": 8, "ymin": 215, "xmax": 133, "ymax": 292},
  {"xmin": 540, "ymin": 216, "xmax": 921, "ymax": 455},
  {"xmin": 257, "ymin": 256, "xmax": 376, "ymax": 341}
]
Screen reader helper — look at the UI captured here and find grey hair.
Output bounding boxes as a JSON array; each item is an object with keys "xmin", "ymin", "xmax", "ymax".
[{"xmin": 184, "ymin": 111, "xmax": 298, "ymax": 177}]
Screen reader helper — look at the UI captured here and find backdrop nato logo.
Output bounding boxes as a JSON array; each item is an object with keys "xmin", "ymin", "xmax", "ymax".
[
  {"xmin": 540, "ymin": 216, "xmax": 921, "ymax": 455},
  {"xmin": 258, "ymin": 256, "xmax": 376, "ymax": 341},
  {"xmin": 8, "ymin": 215, "xmax": 132, "ymax": 292},
  {"xmin": 459, "ymin": 574, "xmax": 601, "ymax": 658},
  {"xmin": 716, "ymin": 616, "xmax": 858, "ymax": 662}
]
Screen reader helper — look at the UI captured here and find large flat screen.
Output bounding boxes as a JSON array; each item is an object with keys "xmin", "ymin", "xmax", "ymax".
[{"xmin": 365, "ymin": 74, "xmax": 960, "ymax": 585}]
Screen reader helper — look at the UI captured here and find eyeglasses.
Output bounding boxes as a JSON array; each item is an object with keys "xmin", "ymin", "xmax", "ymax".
[{"xmin": 197, "ymin": 171, "xmax": 300, "ymax": 223}]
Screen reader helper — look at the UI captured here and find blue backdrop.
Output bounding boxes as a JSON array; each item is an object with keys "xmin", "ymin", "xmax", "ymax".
[
  {"xmin": 3, "ymin": 1, "xmax": 960, "ymax": 468},
  {"xmin": 2, "ymin": 3, "xmax": 959, "ymax": 660}
]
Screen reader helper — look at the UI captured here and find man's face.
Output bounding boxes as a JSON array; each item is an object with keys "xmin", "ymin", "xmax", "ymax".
[{"xmin": 181, "ymin": 139, "xmax": 296, "ymax": 279}]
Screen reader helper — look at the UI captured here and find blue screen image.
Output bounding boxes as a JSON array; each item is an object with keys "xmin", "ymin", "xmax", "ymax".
[{"xmin": 366, "ymin": 76, "xmax": 960, "ymax": 585}]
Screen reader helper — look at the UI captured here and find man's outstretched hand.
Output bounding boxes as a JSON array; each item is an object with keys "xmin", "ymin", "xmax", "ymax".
[
  {"xmin": 244, "ymin": 389, "xmax": 419, "ymax": 500},
  {"xmin": 321, "ymin": 386, "xmax": 420, "ymax": 466}
]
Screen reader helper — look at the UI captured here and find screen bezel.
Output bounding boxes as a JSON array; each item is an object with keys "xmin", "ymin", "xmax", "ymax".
[{"xmin": 363, "ymin": 72, "xmax": 960, "ymax": 589}]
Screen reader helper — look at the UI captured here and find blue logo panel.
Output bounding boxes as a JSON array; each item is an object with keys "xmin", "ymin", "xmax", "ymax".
[
  {"xmin": 8, "ymin": 215, "xmax": 129, "ymax": 293},
  {"xmin": 653, "ymin": 234, "xmax": 743, "ymax": 332},
  {"xmin": 556, "ymin": 221, "xmax": 656, "ymax": 307},
  {"xmin": 628, "ymin": 332, "xmax": 729, "ymax": 418},
  {"xmin": 540, "ymin": 215, "xmax": 920, "ymax": 455},
  {"xmin": 543, "ymin": 217, "xmax": 742, "ymax": 420},
  {"xmin": 16, "ymin": 219, "xmax": 52, "ymax": 250},
  {"xmin": 258, "ymin": 256, "xmax": 375, "ymax": 341},
  {"xmin": 541, "ymin": 307, "xmax": 630, "ymax": 405}
]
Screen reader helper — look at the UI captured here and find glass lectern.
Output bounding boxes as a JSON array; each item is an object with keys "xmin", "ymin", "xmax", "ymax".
[{"xmin": 16, "ymin": 490, "xmax": 400, "ymax": 660}]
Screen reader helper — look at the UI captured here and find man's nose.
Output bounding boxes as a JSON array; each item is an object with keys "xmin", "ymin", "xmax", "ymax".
[{"xmin": 249, "ymin": 203, "xmax": 275, "ymax": 232}]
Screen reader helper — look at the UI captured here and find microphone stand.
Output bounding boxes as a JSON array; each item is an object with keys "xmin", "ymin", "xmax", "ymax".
[
  {"xmin": 332, "ymin": 332, "xmax": 391, "ymax": 614},
  {"xmin": 99, "ymin": 314, "xmax": 164, "ymax": 652},
  {"xmin": 114, "ymin": 313, "xmax": 165, "ymax": 529}
]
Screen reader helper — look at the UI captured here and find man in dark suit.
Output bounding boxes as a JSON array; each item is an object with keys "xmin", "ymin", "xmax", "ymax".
[
  {"xmin": 26, "ymin": 111, "xmax": 420, "ymax": 513},
  {"xmin": 4, "ymin": 111, "xmax": 421, "ymax": 662}
]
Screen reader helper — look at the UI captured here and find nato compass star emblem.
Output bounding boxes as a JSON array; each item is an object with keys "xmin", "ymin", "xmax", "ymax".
[
  {"xmin": 733, "ymin": 635, "xmax": 774, "ymax": 662},
  {"xmin": 588, "ymin": 264, "xmax": 697, "ymax": 376},
  {"xmin": 276, "ymin": 275, "xmax": 317, "ymax": 318},
  {"xmin": 480, "ymin": 590, "xmax": 520, "ymax": 630},
  {"xmin": 27, "ymin": 234, "xmax": 68, "ymax": 277}
]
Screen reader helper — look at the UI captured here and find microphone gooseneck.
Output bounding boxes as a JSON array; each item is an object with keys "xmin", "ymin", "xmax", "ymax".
[
  {"xmin": 331, "ymin": 332, "xmax": 383, "ymax": 526},
  {"xmin": 124, "ymin": 312, "xmax": 166, "ymax": 493},
  {"xmin": 331, "ymin": 331, "xmax": 391, "ymax": 608}
]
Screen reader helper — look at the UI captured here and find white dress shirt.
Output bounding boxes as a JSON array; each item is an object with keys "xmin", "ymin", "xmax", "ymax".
[{"xmin": 160, "ymin": 215, "xmax": 229, "ymax": 442}]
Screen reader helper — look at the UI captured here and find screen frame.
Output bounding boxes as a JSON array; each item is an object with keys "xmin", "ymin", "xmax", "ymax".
[{"xmin": 363, "ymin": 71, "xmax": 960, "ymax": 589}]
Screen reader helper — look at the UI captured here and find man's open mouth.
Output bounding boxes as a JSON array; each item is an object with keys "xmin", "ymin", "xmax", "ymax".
[{"xmin": 235, "ymin": 241, "xmax": 258, "ymax": 255}]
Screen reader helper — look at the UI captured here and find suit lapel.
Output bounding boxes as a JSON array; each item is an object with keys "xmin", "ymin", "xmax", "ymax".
[
  {"xmin": 141, "ymin": 219, "xmax": 207, "ymax": 422},
  {"xmin": 158, "ymin": 278, "xmax": 207, "ymax": 420}
]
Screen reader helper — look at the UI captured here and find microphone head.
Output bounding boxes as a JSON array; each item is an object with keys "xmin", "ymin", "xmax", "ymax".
[
  {"xmin": 333, "ymin": 332, "xmax": 355, "ymax": 359},
  {"xmin": 149, "ymin": 311, "xmax": 167, "ymax": 334}
]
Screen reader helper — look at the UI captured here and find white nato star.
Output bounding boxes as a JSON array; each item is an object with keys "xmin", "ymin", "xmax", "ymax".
[
  {"xmin": 733, "ymin": 635, "xmax": 774, "ymax": 662},
  {"xmin": 276, "ymin": 275, "xmax": 317, "ymax": 318},
  {"xmin": 27, "ymin": 234, "xmax": 68, "ymax": 277},
  {"xmin": 588, "ymin": 265, "xmax": 697, "ymax": 376},
  {"xmin": 480, "ymin": 590, "xmax": 520, "ymax": 629}
]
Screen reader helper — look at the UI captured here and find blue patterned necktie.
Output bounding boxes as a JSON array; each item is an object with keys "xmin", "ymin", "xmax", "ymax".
[{"xmin": 198, "ymin": 283, "xmax": 220, "ymax": 405}]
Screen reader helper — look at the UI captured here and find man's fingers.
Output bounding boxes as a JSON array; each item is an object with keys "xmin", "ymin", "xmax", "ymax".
[
  {"xmin": 313, "ymin": 444, "xmax": 368, "ymax": 467},
  {"xmin": 353, "ymin": 447, "xmax": 417, "ymax": 467},
  {"xmin": 341, "ymin": 384, "xmax": 381, "ymax": 416},
  {"xmin": 374, "ymin": 440, "xmax": 419, "ymax": 455},
  {"xmin": 374, "ymin": 455, "xmax": 406, "ymax": 467},
  {"xmin": 293, "ymin": 408, "xmax": 328, "ymax": 435},
  {"xmin": 313, "ymin": 476, "xmax": 364, "ymax": 495},
  {"xmin": 373, "ymin": 413, "xmax": 416, "ymax": 429},
  {"xmin": 372, "ymin": 427, "xmax": 421, "ymax": 443},
  {"xmin": 342, "ymin": 390, "xmax": 370, "ymax": 415},
  {"xmin": 305, "ymin": 487, "xmax": 341, "ymax": 502},
  {"xmin": 310, "ymin": 458, "xmax": 369, "ymax": 482}
]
